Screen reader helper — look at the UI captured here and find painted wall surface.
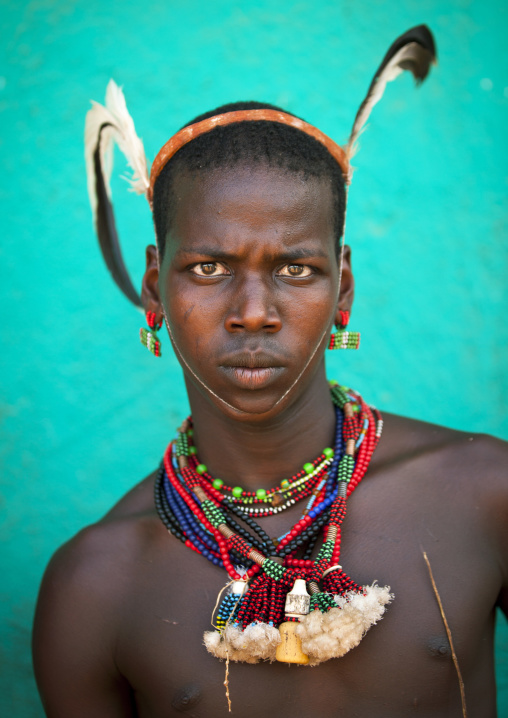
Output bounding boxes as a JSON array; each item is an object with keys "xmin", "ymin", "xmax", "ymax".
[{"xmin": 0, "ymin": 0, "xmax": 507, "ymax": 714}]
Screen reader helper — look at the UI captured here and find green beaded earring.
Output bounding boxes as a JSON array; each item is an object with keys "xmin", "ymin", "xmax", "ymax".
[
  {"xmin": 328, "ymin": 310, "xmax": 360, "ymax": 350},
  {"xmin": 140, "ymin": 311, "xmax": 162, "ymax": 357}
]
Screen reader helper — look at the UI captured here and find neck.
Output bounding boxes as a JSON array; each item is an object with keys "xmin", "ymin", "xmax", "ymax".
[{"xmin": 184, "ymin": 363, "xmax": 336, "ymax": 490}]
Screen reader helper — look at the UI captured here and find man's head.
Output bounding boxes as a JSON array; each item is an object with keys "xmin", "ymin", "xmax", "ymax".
[
  {"xmin": 86, "ymin": 27, "xmax": 435, "ymax": 313},
  {"xmin": 151, "ymin": 102, "xmax": 347, "ymax": 260},
  {"xmin": 142, "ymin": 110, "xmax": 354, "ymax": 421}
]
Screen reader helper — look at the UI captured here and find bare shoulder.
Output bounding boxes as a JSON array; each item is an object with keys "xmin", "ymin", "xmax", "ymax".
[
  {"xmin": 36, "ymin": 470, "xmax": 161, "ymax": 606},
  {"xmin": 33, "ymin": 471, "xmax": 164, "ymax": 674},
  {"xmin": 378, "ymin": 411, "xmax": 508, "ymax": 485},
  {"xmin": 32, "ymin": 470, "xmax": 167, "ymax": 715},
  {"xmin": 377, "ymin": 412, "xmax": 508, "ymax": 580}
]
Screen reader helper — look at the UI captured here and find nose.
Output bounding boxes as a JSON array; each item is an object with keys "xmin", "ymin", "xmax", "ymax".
[{"xmin": 224, "ymin": 274, "xmax": 282, "ymax": 334}]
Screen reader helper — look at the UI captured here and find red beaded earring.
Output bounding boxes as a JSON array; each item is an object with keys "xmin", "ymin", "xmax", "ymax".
[
  {"xmin": 328, "ymin": 310, "xmax": 360, "ymax": 350},
  {"xmin": 140, "ymin": 311, "xmax": 162, "ymax": 357}
]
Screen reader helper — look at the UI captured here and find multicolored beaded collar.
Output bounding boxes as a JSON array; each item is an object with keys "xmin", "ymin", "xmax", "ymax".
[
  {"xmin": 154, "ymin": 383, "xmax": 393, "ymax": 667},
  {"xmin": 180, "ymin": 427, "xmax": 335, "ymax": 517}
]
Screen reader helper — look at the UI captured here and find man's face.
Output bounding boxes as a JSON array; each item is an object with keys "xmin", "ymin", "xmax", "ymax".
[{"xmin": 158, "ymin": 164, "xmax": 341, "ymax": 419}]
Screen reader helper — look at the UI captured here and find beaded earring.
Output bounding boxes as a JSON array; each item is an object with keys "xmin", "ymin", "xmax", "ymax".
[
  {"xmin": 328, "ymin": 310, "xmax": 360, "ymax": 350},
  {"xmin": 140, "ymin": 311, "xmax": 162, "ymax": 357}
]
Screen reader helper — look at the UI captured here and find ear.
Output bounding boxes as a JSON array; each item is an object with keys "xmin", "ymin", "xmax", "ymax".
[
  {"xmin": 141, "ymin": 245, "xmax": 164, "ymax": 319},
  {"xmin": 336, "ymin": 244, "xmax": 355, "ymax": 323}
]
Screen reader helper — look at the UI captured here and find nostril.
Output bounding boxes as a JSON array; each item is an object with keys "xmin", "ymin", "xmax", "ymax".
[
  {"xmin": 224, "ymin": 283, "xmax": 282, "ymax": 333},
  {"xmin": 225, "ymin": 314, "xmax": 282, "ymax": 333}
]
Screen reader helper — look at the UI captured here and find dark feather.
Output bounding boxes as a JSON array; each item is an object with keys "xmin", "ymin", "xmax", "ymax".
[
  {"xmin": 370, "ymin": 25, "xmax": 436, "ymax": 84},
  {"xmin": 347, "ymin": 25, "xmax": 437, "ymax": 157},
  {"xmin": 93, "ymin": 124, "xmax": 142, "ymax": 307}
]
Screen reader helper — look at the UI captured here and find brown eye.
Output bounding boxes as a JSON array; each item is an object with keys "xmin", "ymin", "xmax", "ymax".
[
  {"xmin": 277, "ymin": 264, "xmax": 313, "ymax": 278},
  {"xmin": 201, "ymin": 263, "xmax": 216, "ymax": 275},
  {"xmin": 288, "ymin": 265, "xmax": 303, "ymax": 276},
  {"xmin": 191, "ymin": 262, "xmax": 230, "ymax": 277}
]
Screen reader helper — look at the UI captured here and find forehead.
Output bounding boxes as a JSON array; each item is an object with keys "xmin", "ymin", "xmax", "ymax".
[{"xmin": 166, "ymin": 164, "xmax": 336, "ymax": 254}]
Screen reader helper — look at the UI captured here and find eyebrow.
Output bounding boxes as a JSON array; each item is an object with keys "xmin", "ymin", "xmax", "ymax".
[{"xmin": 176, "ymin": 246, "xmax": 329, "ymax": 261}]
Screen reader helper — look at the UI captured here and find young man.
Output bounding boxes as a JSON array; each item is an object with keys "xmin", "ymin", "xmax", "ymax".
[{"xmin": 33, "ymin": 27, "xmax": 508, "ymax": 717}]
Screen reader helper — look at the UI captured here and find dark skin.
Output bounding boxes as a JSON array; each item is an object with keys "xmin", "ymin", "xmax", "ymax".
[{"xmin": 33, "ymin": 165, "xmax": 508, "ymax": 717}]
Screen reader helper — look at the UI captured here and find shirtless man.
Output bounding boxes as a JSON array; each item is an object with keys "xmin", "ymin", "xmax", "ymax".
[{"xmin": 33, "ymin": 28, "xmax": 508, "ymax": 718}]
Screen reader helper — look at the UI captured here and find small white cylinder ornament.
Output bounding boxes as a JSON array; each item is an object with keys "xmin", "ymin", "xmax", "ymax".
[{"xmin": 284, "ymin": 579, "xmax": 310, "ymax": 617}]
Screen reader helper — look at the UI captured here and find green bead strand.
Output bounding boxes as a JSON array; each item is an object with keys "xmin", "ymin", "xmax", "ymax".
[
  {"xmin": 201, "ymin": 500, "xmax": 226, "ymax": 528},
  {"xmin": 262, "ymin": 558, "xmax": 286, "ymax": 581}
]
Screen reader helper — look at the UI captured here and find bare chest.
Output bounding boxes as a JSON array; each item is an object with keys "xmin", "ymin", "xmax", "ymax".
[{"xmin": 115, "ymin": 480, "xmax": 498, "ymax": 717}]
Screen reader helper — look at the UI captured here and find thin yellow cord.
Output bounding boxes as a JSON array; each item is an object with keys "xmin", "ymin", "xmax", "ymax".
[{"xmin": 423, "ymin": 551, "xmax": 467, "ymax": 718}]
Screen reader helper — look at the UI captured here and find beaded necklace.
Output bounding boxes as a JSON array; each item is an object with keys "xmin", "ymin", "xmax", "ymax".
[
  {"xmin": 184, "ymin": 433, "xmax": 333, "ymax": 515},
  {"xmin": 154, "ymin": 382, "xmax": 393, "ymax": 666}
]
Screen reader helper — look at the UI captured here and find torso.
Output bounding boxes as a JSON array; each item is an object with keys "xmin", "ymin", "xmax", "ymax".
[{"xmin": 50, "ymin": 414, "xmax": 508, "ymax": 717}]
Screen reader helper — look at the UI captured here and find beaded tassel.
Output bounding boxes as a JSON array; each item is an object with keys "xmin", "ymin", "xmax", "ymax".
[
  {"xmin": 154, "ymin": 382, "xmax": 392, "ymax": 665},
  {"xmin": 215, "ymin": 581, "xmax": 247, "ymax": 630},
  {"xmin": 328, "ymin": 330, "xmax": 361, "ymax": 350},
  {"xmin": 140, "ymin": 311, "xmax": 162, "ymax": 357},
  {"xmin": 328, "ymin": 309, "xmax": 361, "ymax": 350}
]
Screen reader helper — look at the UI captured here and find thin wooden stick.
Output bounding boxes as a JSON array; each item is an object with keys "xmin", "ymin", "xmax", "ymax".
[
  {"xmin": 423, "ymin": 551, "xmax": 467, "ymax": 718},
  {"xmin": 224, "ymin": 649, "xmax": 232, "ymax": 712}
]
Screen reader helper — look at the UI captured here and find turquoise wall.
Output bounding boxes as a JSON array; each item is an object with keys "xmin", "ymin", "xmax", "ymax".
[{"xmin": 1, "ymin": 0, "xmax": 507, "ymax": 714}]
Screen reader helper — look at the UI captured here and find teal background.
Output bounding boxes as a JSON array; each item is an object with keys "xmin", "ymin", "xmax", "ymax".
[{"xmin": 1, "ymin": 0, "xmax": 507, "ymax": 714}]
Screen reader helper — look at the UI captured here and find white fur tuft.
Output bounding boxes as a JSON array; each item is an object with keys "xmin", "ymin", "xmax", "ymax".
[
  {"xmin": 204, "ymin": 622, "xmax": 281, "ymax": 664},
  {"xmin": 296, "ymin": 584, "xmax": 393, "ymax": 665}
]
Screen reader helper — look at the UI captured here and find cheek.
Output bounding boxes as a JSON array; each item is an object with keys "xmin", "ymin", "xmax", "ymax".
[
  {"xmin": 291, "ymin": 290, "xmax": 335, "ymax": 321},
  {"xmin": 276, "ymin": 283, "xmax": 338, "ymax": 334},
  {"xmin": 164, "ymin": 278, "xmax": 226, "ymax": 346}
]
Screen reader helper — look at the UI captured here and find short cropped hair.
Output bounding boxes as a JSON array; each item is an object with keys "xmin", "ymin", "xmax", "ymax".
[{"xmin": 152, "ymin": 101, "xmax": 346, "ymax": 258}]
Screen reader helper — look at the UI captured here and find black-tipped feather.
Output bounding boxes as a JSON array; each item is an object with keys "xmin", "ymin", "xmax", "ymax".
[
  {"xmin": 347, "ymin": 25, "xmax": 437, "ymax": 158},
  {"xmin": 85, "ymin": 81, "xmax": 149, "ymax": 307},
  {"xmin": 370, "ymin": 25, "xmax": 436, "ymax": 83},
  {"xmin": 93, "ymin": 126, "xmax": 142, "ymax": 306}
]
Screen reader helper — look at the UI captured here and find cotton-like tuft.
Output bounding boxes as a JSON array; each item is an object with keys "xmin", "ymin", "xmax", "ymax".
[
  {"xmin": 296, "ymin": 584, "xmax": 393, "ymax": 665},
  {"xmin": 204, "ymin": 622, "xmax": 281, "ymax": 663}
]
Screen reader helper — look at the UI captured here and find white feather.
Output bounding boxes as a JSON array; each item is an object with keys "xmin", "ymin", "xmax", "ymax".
[
  {"xmin": 347, "ymin": 42, "xmax": 426, "ymax": 159},
  {"xmin": 84, "ymin": 80, "xmax": 149, "ymax": 220}
]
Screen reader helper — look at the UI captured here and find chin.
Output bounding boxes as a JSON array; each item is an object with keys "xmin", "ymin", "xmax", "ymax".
[
  {"xmin": 179, "ymin": 341, "xmax": 328, "ymax": 422},
  {"xmin": 189, "ymin": 373, "xmax": 299, "ymax": 421},
  {"xmin": 211, "ymin": 395, "xmax": 293, "ymax": 422}
]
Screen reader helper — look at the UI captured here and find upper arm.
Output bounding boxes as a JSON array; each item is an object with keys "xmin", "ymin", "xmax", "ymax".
[
  {"xmin": 32, "ymin": 529, "xmax": 135, "ymax": 718},
  {"xmin": 480, "ymin": 435, "xmax": 508, "ymax": 619}
]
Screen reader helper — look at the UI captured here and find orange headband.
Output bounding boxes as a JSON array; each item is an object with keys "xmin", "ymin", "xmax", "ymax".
[{"xmin": 148, "ymin": 109, "xmax": 350, "ymax": 204}]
